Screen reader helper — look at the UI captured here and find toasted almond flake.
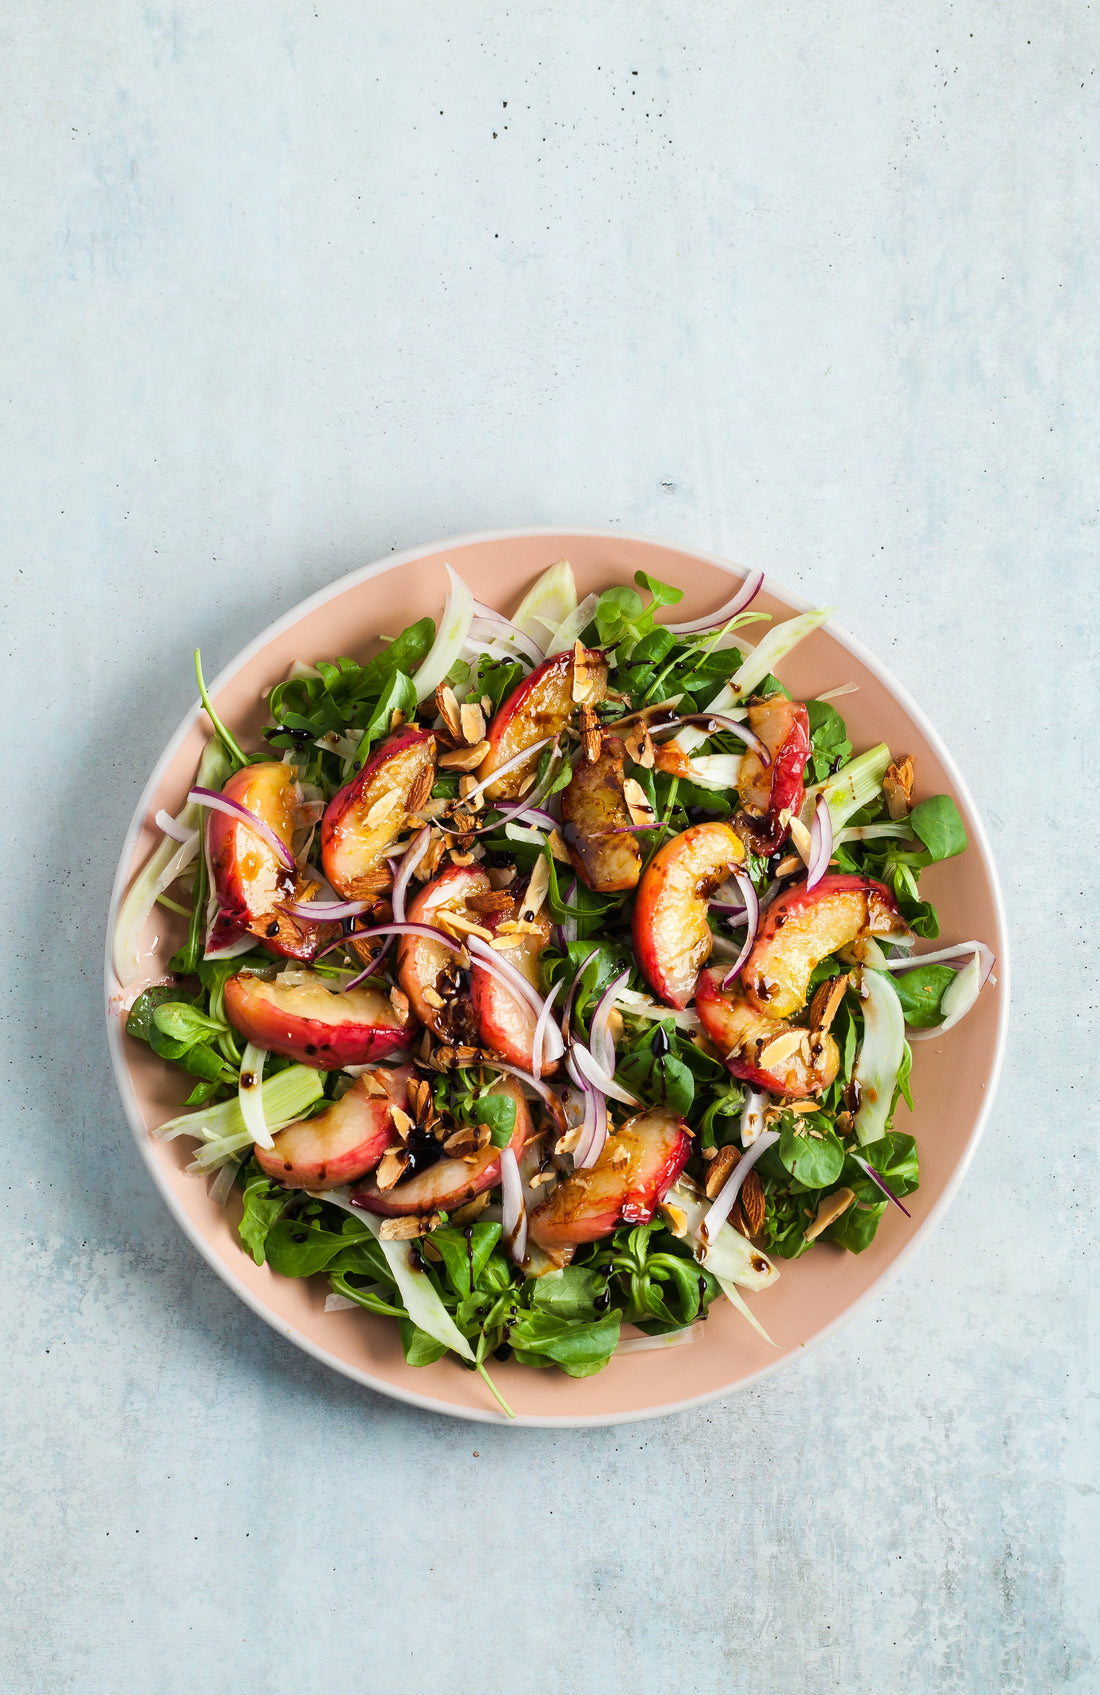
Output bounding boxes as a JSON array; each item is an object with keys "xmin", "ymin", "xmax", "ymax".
[
  {"xmin": 658, "ymin": 1202, "xmax": 688, "ymax": 1238},
  {"xmin": 704, "ymin": 1142, "xmax": 741, "ymax": 1199},
  {"xmin": 460, "ymin": 702, "xmax": 487, "ymax": 745},
  {"xmin": 407, "ymin": 1078, "xmax": 432, "ymax": 1121},
  {"xmin": 757, "ymin": 1029, "xmax": 806, "ymax": 1069},
  {"xmin": 439, "ymin": 740, "xmax": 491, "ymax": 771},
  {"xmin": 555, "ymin": 1125, "xmax": 584, "ymax": 1156},
  {"xmin": 467, "ymin": 889, "xmax": 516, "ymax": 915},
  {"xmin": 390, "ymin": 1106, "xmax": 414, "ymax": 1142},
  {"xmin": 435, "ymin": 682, "xmax": 462, "ymax": 740},
  {"xmin": 788, "ymin": 814, "xmax": 813, "ymax": 860},
  {"xmin": 447, "ymin": 846, "xmax": 483, "ymax": 866},
  {"xmin": 451, "ymin": 1191, "xmax": 492, "ymax": 1225},
  {"xmin": 422, "ymin": 986, "xmax": 445, "ymax": 1010},
  {"xmin": 379, "ymin": 1217, "xmax": 423, "ymax": 1240},
  {"xmin": 547, "ymin": 827, "xmax": 571, "ymax": 864},
  {"xmin": 376, "ymin": 1148, "xmax": 410, "ymax": 1190},
  {"xmin": 359, "ymin": 1070, "xmax": 389, "ymax": 1099},
  {"xmin": 487, "ymin": 864, "xmax": 516, "ymax": 889},
  {"xmin": 578, "ymin": 702, "xmax": 602, "ymax": 764},
  {"xmin": 458, "ymin": 774, "xmax": 483, "ymax": 807},
  {"xmin": 775, "ymin": 853, "xmax": 803, "ymax": 877},
  {"xmin": 528, "ymin": 1169, "xmax": 556, "ymax": 1189},
  {"xmin": 487, "ymin": 932, "xmax": 525, "ymax": 950},
  {"xmin": 610, "ymin": 1140, "xmax": 631, "ymax": 1168},
  {"xmin": 451, "ymin": 1045, "xmax": 482, "ymax": 1067},
  {"xmin": 437, "ymin": 911, "xmax": 495, "ymax": 943},
  {"xmin": 406, "ymin": 764, "xmax": 435, "ymax": 817},
  {"xmin": 420, "ymin": 1238, "xmax": 443, "ymax": 1262},
  {"xmin": 390, "ymin": 709, "xmax": 407, "ymax": 731},
  {"xmin": 622, "ymin": 776, "xmax": 657, "ymax": 828},
  {"xmin": 443, "ymin": 1124, "xmax": 491, "ymax": 1156},
  {"xmin": 364, "ymin": 788, "xmax": 403, "ymax": 829},
  {"xmin": 783, "ymin": 1099, "xmax": 823, "ymax": 1116},
  {"xmin": 804, "ymin": 1186, "xmax": 856, "ymax": 1241},
  {"xmin": 834, "ymin": 1110, "xmax": 854, "ymax": 1138},
  {"xmin": 740, "ymin": 1169, "xmax": 766, "ymax": 1235},
  {"xmin": 389, "ymin": 986, "xmax": 411, "ymax": 1022},
  {"xmin": 809, "ymin": 973, "xmax": 849, "ymax": 1033}
]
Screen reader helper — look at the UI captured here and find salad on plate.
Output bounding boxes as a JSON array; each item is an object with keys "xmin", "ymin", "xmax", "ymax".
[{"xmin": 113, "ymin": 561, "xmax": 995, "ymax": 1415}]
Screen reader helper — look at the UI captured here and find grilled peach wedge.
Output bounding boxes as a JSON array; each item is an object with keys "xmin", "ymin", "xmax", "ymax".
[
  {"xmin": 478, "ymin": 646, "xmax": 608, "ymax": 802},
  {"xmin": 694, "ymin": 968, "xmax": 839, "ymax": 1098},
  {"xmin": 351, "ymin": 1078, "xmax": 533, "ymax": 1217},
  {"xmin": 207, "ymin": 762, "xmax": 332, "ymax": 961},
  {"xmin": 321, "ymin": 728, "xmax": 436, "ymax": 899},
  {"xmin": 742, "ymin": 873, "xmax": 907, "ymax": 1019},
  {"xmin": 560, "ymin": 734, "xmax": 642, "ymax": 893},
  {"xmin": 632, "ymin": 821, "xmax": 746, "ymax": 1008},
  {"xmin": 224, "ymin": 970, "xmax": 412, "ymax": 1068},
  {"xmin": 737, "ymin": 698, "xmax": 810, "ymax": 854},
  {"xmin": 396, "ymin": 863, "xmax": 487, "ymax": 1046},
  {"xmin": 470, "ymin": 905, "xmax": 554, "ymax": 1071},
  {"xmin": 255, "ymin": 1070, "xmax": 408, "ymax": 1190},
  {"xmin": 527, "ymin": 1109, "xmax": 691, "ymax": 1252}
]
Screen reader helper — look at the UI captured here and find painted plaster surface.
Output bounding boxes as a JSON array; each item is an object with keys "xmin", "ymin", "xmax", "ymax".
[{"xmin": 2, "ymin": 3, "xmax": 1096, "ymax": 1690}]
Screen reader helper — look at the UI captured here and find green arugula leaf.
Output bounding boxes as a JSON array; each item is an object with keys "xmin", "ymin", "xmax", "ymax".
[
  {"xmin": 237, "ymin": 1163, "xmax": 289, "ymax": 1265},
  {"xmin": 778, "ymin": 1118, "xmax": 846, "ymax": 1188},
  {"xmin": 909, "ymin": 795, "xmax": 967, "ymax": 862}
]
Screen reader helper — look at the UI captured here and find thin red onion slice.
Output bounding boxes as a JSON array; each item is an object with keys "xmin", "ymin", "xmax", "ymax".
[
  {"xmin": 155, "ymin": 808, "xmax": 196, "ymax": 844},
  {"xmin": 572, "ymin": 1083, "xmax": 608, "ymax": 1170},
  {"xmin": 720, "ymin": 872, "xmax": 761, "ymax": 988},
  {"xmin": 702, "ymin": 1127, "xmax": 780, "ymax": 1239},
  {"xmin": 568, "ymin": 1040, "xmax": 639, "ymax": 1107},
  {"xmin": 665, "ymin": 569, "xmax": 765, "ymax": 635},
  {"xmin": 531, "ymin": 979, "xmax": 564, "ymax": 1080},
  {"xmin": 806, "ymin": 793, "xmax": 833, "ymax": 890},
  {"xmin": 486, "ymin": 1060, "xmax": 564, "ymax": 1116},
  {"xmin": 282, "ymin": 897, "xmax": 372, "ymax": 921},
  {"xmin": 589, "ymin": 969, "xmax": 630, "ymax": 1077},
  {"xmin": 499, "ymin": 1146, "xmax": 528, "ymax": 1263},
  {"xmin": 467, "ymin": 938, "xmax": 565, "ymax": 1062},
  {"xmin": 560, "ymin": 945, "xmax": 598, "ymax": 1039},
  {"xmin": 189, "ymin": 786, "xmax": 296, "ymax": 872},
  {"xmin": 471, "ymin": 601, "xmax": 546, "ymax": 666},
  {"xmin": 391, "ymin": 827, "xmax": 432, "ymax": 925},
  {"xmin": 850, "ymin": 1152, "xmax": 911, "ymax": 1217}
]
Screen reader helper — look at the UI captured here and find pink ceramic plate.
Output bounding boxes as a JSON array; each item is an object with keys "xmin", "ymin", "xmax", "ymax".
[{"xmin": 104, "ymin": 529, "xmax": 1009, "ymax": 1426}]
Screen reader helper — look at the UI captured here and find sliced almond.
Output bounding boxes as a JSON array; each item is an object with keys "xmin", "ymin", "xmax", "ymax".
[
  {"xmin": 435, "ymin": 682, "xmax": 462, "ymax": 740},
  {"xmin": 451, "ymin": 1191, "xmax": 492, "ymax": 1225},
  {"xmin": 389, "ymin": 986, "xmax": 411, "ymax": 1022},
  {"xmin": 622, "ymin": 776, "xmax": 657, "ymax": 828},
  {"xmin": 439, "ymin": 740, "xmax": 491, "ymax": 771},
  {"xmin": 375, "ymin": 1148, "xmax": 410, "ymax": 1190},
  {"xmin": 390, "ymin": 1105, "xmax": 414, "ymax": 1142},
  {"xmin": 834, "ymin": 1110, "xmax": 854, "ymax": 1139},
  {"xmin": 467, "ymin": 889, "xmax": 516, "ymax": 915},
  {"xmin": 436, "ymin": 911, "xmax": 495, "ymax": 943},
  {"xmin": 520, "ymin": 855, "xmax": 550, "ymax": 920},
  {"xmin": 407, "ymin": 1078, "xmax": 433, "ymax": 1122},
  {"xmin": 610, "ymin": 1140, "xmax": 630, "ymax": 1168},
  {"xmin": 774, "ymin": 853, "xmax": 803, "ymax": 878},
  {"xmin": 447, "ymin": 846, "xmax": 484, "ymax": 866},
  {"xmin": 422, "ymin": 986, "xmax": 445, "ymax": 1010},
  {"xmin": 458, "ymin": 774, "xmax": 483, "ymax": 808},
  {"xmin": 578, "ymin": 702, "xmax": 602, "ymax": 764},
  {"xmin": 460, "ymin": 702, "xmax": 487, "ymax": 745},
  {"xmin": 405, "ymin": 764, "xmax": 435, "ymax": 817},
  {"xmin": 486, "ymin": 864, "xmax": 517, "ymax": 889},
  {"xmin": 804, "ymin": 1187, "xmax": 856, "ymax": 1242},
  {"xmin": 528, "ymin": 1169, "xmax": 557, "ymax": 1189},
  {"xmin": 572, "ymin": 640, "xmax": 600, "ymax": 704},
  {"xmin": 657, "ymin": 1201, "xmax": 688, "ymax": 1238},
  {"xmin": 443, "ymin": 1124, "xmax": 492, "ymax": 1157},
  {"xmin": 740, "ymin": 1169, "xmax": 766, "ymax": 1236},
  {"xmin": 389, "ymin": 709, "xmax": 407, "ymax": 732},
  {"xmin": 788, "ymin": 813, "xmax": 813, "ymax": 861},
  {"xmin": 704, "ymin": 1143, "xmax": 741, "ymax": 1199},
  {"xmin": 547, "ymin": 827, "xmax": 571, "ymax": 864},
  {"xmin": 364, "ymin": 788, "xmax": 403, "ymax": 829},
  {"xmin": 809, "ymin": 973, "xmax": 848, "ymax": 1033},
  {"xmin": 554, "ymin": 1125, "xmax": 584, "ymax": 1157},
  {"xmin": 757, "ymin": 1028, "xmax": 806, "ymax": 1069},
  {"xmin": 378, "ymin": 1217, "xmax": 424, "ymax": 1241},
  {"xmin": 623, "ymin": 723, "xmax": 656, "ymax": 769}
]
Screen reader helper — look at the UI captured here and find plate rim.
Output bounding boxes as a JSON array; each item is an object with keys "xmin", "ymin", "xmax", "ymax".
[{"xmin": 103, "ymin": 525, "xmax": 1010, "ymax": 1427}]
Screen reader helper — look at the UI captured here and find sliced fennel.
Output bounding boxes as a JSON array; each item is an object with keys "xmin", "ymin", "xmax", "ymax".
[
  {"xmin": 510, "ymin": 560, "xmax": 577, "ymax": 645},
  {"xmin": 411, "ymin": 565, "xmax": 474, "ymax": 702},
  {"xmin": 852, "ymin": 969, "xmax": 906, "ymax": 1145},
  {"xmin": 675, "ymin": 606, "xmax": 836, "ymax": 753},
  {"xmin": 908, "ymin": 950, "xmax": 984, "ymax": 1040},
  {"xmin": 715, "ymin": 1276, "xmax": 778, "ymax": 1346},
  {"xmin": 677, "ymin": 752, "xmax": 743, "ymax": 790},
  {"xmin": 113, "ymin": 737, "xmax": 230, "ymax": 986},
  {"xmin": 802, "ymin": 742, "xmax": 891, "ymax": 832},
  {"xmin": 666, "ymin": 1178, "xmax": 780, "ymax": 1291},
  {"xmin": 321, "ymin": 1191, "xmax": 475, "ymax": 1364},
  {"xmin": 545, "ymin": 591, "xmax": 600, "ymax": 655},
  {"xmin": 154, "ymin": 1064, "xmax": 323, "ymax": 1159},
  {"xmin": 238, "ymin": 1044, "xmax": 273, "ymax": 1149}
]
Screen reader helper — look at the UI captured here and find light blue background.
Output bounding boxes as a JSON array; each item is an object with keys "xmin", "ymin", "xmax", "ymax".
[{"xmin": 3, "ymin": 3, "xmax": 1096, "ymax": 1691}]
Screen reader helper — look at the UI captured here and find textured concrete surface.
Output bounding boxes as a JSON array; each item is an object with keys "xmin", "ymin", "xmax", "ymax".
[{"xmin": 2, "ymin": 3, "xmax": 1097, "ymax": 1691}]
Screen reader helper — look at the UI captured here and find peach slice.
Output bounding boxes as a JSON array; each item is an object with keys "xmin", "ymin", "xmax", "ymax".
[
  {"xmin": 694, "ymin": 968, "xmax": 839, "ymax": 1098},
  {"xmin": 527, "ymin": 1109, "xmax": 691, "ymax": 1251},
  {"xmin": 478, "ymin": 647, "xmax": 608, "ymax": 802},
  {"xmin": 351, "ymin": 1078, "xmax": 533, "ymax": 1217},
  {"xmin": 559, "ymin": 735, "xmax": 642, "ymax": 893},
  {"xmin": 470, "ymin": 906, "xmax": 553, "ymax": 1071},
  {"xmin": 224, "ymin": 970, "xmax": 413, "ymax": 1068},
  {"xmin": 736, "ymin": 698, "xmax": 810, "ymax": 854},
  {"xmin": 742, "ymin": 873, "xmax": 906, "ymax": 1019},
  {"xmin": 321, "ymin": 728, "xmax": 436, "ymax": 900},
  {"xmin": 396, "ymin": 863, "xmax": 488, "ymax": 1046},
  {"xmin": 254, "ymin": 1071, "xmax": 407, "ymax": 1190},
  {"xmin": 631, "ymin": 821, "xmax": 746, "ymax": 1008},
  {"xmin": 207, "ymin": 762, "xmax": 334, "ymax": 962}
]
